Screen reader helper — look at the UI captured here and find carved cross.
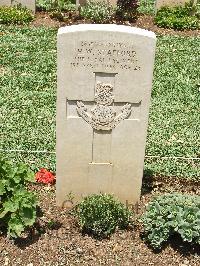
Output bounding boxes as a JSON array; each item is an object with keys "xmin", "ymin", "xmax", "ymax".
[{"xmin": 67, "ymin": 72, "xmax": 141, "ymax": 164}]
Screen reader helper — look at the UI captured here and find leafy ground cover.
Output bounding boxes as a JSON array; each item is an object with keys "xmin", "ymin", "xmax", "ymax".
[{"xmin": 0, "ymin": 25, "xmax": 199, "ymax": 179}]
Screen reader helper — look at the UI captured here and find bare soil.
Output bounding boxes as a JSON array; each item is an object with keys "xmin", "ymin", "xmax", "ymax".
[
  {"xmin": 0, "ymin": 176, "xmax": 199, "ymax": 266},
  {"xmin": 30, "ymin": 12, "xmax": 200, "ymax": 37}
]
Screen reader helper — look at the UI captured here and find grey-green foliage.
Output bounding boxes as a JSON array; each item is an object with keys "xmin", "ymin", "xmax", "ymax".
[
  {"xmin": 141, "ymin": 193, "xmax": 200, "ymax": 249},
  {"xmin": 76, "ymin": 194, "xmax": 132, "ymax": 238},
  {"xmin": 80, "ymin": 0, "xmax": 115, "ymax": 23},
  {"xmin": 0, "ymin": 157, "xmax": 37, "ymax": 238}
]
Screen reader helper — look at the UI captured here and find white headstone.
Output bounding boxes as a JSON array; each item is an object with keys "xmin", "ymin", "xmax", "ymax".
[
  {"xmin": 0, "ymin": 0, "xmax": 35, "ymax": 13},
  {"xmin": 56, "ymin": 24, "xmax": 156, "ymax": 207}
]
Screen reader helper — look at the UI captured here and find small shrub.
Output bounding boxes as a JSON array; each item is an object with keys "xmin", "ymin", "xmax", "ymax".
[
  {"xmin": 0, "ymin": 157, "xmax": 37, "ymax": 238},
  {"xmin": 76, "ymin": 194, "xmax": 132, "ymax": 238},
  {"xmin": 116, "ymin": 0, "xmax": 139, "ymax": 21},
  {"xmin": 141, "ymin": 193, "xmax": 200, "ymax": 249},
  {"xmin": 137, "ymin": 0, "xmax": 155, "ymax": 15},
  {"xmin": 0, "ymin": 5, "xmax": 34, "ymax": 25},
  {"xmin": 155, "ymin": 1, "xmax": 200, "ymax": 30},
  {"xmin": 80, "ymin": 0, "xmax": 115, "ymax": 23},
  {"xmin": 45, "ymin": 0, "xmax": 76, "ymax": 21},
  {"xmin": 37, "ymin": 0, "xmax": 52, "ymax": 10},
  {"xmin": 37, "ymin": 0, "xmax": 76, "ymax": 12}
]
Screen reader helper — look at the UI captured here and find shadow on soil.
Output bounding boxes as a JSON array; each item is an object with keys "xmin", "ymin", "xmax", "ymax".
[
  {"xmin": 169, "ymin": 234, "xmax": 200, "ymax": 256},
  {"xmin": 13, "ymin": 206, "xmax": 62, "ymax": 249},
  {"xmin": 141, "ymin": 168, "xmax": 154, "ymax": 195},
  {"xmin": 14, "ymin": 219, "xmax": 63, "ymax": 249},
  {"xmin": 141, "ymin": 233, "xmax": 200, "ymax": 256},
  {"xmin": 141, "ymin": 169, "xmax": 200, "ymax": 195}
]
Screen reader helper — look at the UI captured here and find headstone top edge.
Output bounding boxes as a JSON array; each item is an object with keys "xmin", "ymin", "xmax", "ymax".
[{"xmin": 57, "ymin": 24, "xmax": 156, "ymax": 39}]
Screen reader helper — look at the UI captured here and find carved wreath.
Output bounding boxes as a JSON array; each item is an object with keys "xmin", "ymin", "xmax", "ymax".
[{"xmin": 76, "ymin": 82, "xmax": 131, "ymax": 131}]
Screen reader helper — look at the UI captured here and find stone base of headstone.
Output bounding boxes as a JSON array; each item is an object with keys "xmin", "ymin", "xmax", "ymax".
[{"xmin": 0, "ymin": 0, "xmax": 35, "ymax": 13}]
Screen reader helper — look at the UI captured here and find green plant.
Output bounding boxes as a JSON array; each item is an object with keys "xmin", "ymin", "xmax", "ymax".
[
  {"xmin": 141, "ymin": 193, "xmax": 200, "ymax": 249},
  {"xmin": 80, "ymin": 0, "xmax": 115, "ymax": 23},
  {"xmin": 37, "ymin": 0, "xmax": 52, "ymax": 10},
  {"xmin": 116, "ymin": 0, "xmax": 139, "ymax": 20},
  {"xmin": 138, "ymin": 0, "xmax": 155, "ymax": 15},
  {"xmin": 0, "ymin": 157, "xmax": 37, "ymax": 238},
  {"xmin": 155, "ymin": 1, "xmax": 200, "ymax": 30},
  {"xmin": 75, "ymin": 194, "xmax": 132, "ymax": 238},
  {"xmin": 0, "ymin": 5, "xmax": 34, "ymax": 25},
  {"xmin": 37, "ymin": 0, "xmax": 76, "ymax": 12}
]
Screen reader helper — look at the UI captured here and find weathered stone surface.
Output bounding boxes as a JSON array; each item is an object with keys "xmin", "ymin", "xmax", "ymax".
[
  {"xmin": 0, "ymin": 0, "xmax": 11, "ymax": 5},
  {"xmin": 56, "ymin": 24, "xmax": 156, "ymax": 207},
  {"xmin": 156, "ymin": 0, "xmax": 192, "ymax": 9},
  {"xmin": 0, "ymin": 0, "xmax": 35, "ymax": 13}
]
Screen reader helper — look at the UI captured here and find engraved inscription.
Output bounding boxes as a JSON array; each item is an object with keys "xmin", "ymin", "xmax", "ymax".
[
  {"xmin": 76, "ymin": 82, "xmax": 132, "ymax": 130},
  {"xmin": 70, "ymin": 41, "xmax": 141, "ymax": 71}
]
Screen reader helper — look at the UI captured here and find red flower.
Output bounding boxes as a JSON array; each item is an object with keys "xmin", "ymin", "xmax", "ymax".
[{"xmin": 35, "ymin": 168, "xmax": 56, "ymax": 184}]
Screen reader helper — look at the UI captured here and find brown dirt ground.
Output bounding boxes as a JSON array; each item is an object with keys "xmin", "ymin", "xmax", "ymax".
[
  {"xmin": 30, "ymin": 12, "xmax": 200, "ymax": 37},
  {"xmin": 0, "ymin": 176, "xmax": 199, "ymax": 266}
]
